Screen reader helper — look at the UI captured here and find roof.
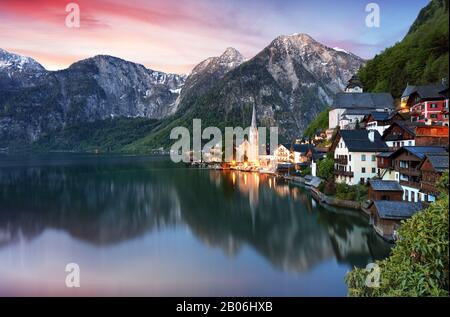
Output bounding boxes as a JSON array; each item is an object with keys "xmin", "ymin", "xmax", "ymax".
[
  {"xmin": 400, "ymin": 146, "xmax": 447, "ymax": 160},
  {"xmin": 332, "ymin": 93, "xmax": 394, "ymax": 110},
  {"xmin": 368, "ymin": 111, "xmax": 391, "ymax": 121},
  {"xmin": 401, "ymin": 83, "xmax": 448, "ymax": 99},
  {"xmin": 292, "ymin": 144, "xmax": 313, "ymax": 153},
  {"xmin": 376, "ymin": 151, "xmax": 395, "ymax": 158},
  {"xmin": 338, "ymin": 130, "xmax": 388, "ymax": 152},
  {"xmin": 372, "ymin": 201, "xmax": 423, "ymax": 220},
  {"xmin": 342, "ymin": 109, "xmax": 373, "ymax": 116},
  {"xmin": 382, "ymin": 121, "xmax": 426, "ymax": 140},
  {"xmin": 369, "ymin": 180, "xmax": 403, "ymax": 192},
  {"xmin": 424, "ymin": 154, "xmax": 449, "ymax": 172}
]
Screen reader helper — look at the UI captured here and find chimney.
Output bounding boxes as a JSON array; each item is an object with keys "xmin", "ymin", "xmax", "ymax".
[{"xmin": 368, "ymin": 131, "xmax": 375, "ymax": 142}]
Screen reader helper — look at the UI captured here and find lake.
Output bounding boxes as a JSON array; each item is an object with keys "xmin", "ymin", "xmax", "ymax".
[{"xmin": 0, "ymin": 154, "xmax": 392, "ymax": 296}]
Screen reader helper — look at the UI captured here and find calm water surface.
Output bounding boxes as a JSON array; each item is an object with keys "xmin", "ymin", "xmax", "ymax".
[{"xmin": 0, "ymin": 154, "xmax": 392, "ymax": 296}]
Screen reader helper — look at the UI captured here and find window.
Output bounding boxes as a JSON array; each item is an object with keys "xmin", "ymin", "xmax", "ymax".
[
  {"xmin": 430, "ymin": 103, "xmax": 437, "ymax": 109},
  {"xmin": 372, "ymin": 168, "xmax": 376, "ymax": 173},
  {"xmin": 349, "ymin": 155, "xmax": 351, "ymax": 162},
  {"xmin": 430, "ymin": 114, "xmax": 437, "ymax": 119},
  {"xmin": 349, "ymin": 166, "xmax": 352, "ymax": 172},
  {"xmin": 404, "ymin": 190, "xmax": 408, "ymax": 201},
  {"xmin": 361, "ymin": 154, "xmax": 366, "ymax": 161},
  {"xmin": 408, "ymin": 141, "xmax": 412, "ymax": 146},
  {"xmin": 371, "ymin": 155, "xmax": 376, "ymax": 162},
  {"xmin": 361, "ymin": 167, "xmax": 366, "ymax": 173}
]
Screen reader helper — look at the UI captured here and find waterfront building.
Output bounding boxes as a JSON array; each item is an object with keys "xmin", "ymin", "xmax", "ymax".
[
  {"xmin": 331, "ymin": 130, "xmax": 389, "ymax": 185},
  {"xmin": 368, "ymin": 201, "xmax": 424, "ymax": 241},
  {"xmin": 368, "ymin": 180, "xmax": 403, "ymax": 201}
]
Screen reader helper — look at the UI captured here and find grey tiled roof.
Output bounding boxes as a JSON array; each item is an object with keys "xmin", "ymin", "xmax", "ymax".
[
  {"xmin": 403, "ymin": 146, "xmax": 447, "ymax": 160},
  {"xmin": 427, "ymin": 154, "xmax": 449, "ymax": 172},
  {"xmin": 372, "ymin": 201, "xmax": 424, "ymax": 220},
  {"xmin": 369, "ymin": 180, "xmax": 403, "ymax": 191},
  {"xmin": 332, "ymin": 93, "xmax": 394, "ymax": 109},
  {"xmin": 340, "ymin": 130, "xmax": 388, "ymax": 152},
  {"xmin": 401, "ymin": 83, "xmax": 448, "ymax": 99}
]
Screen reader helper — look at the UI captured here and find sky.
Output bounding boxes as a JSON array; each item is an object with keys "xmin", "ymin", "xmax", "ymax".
[{"xmin": 0, "ymin": 0, "xmax": 430, "ymax": 74}]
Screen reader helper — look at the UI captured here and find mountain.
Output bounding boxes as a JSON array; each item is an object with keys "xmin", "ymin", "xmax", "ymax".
[
  {"xmin": 0, "ymin": 48, "xmax": 46, "ymax": 89},
  {"xmin": 358, "ymin": 0, "xmax": 449, "ymax": 97},
  {"xmin": 126, "ymin": 33, "xmax": 365, "ymax": 150},
  {"xmin": 0, "ymin": 50, "xmax": 186, "ymax": 147},
  {"xmin": 174, "ymin": 47, "xmax": 245, "ymax": 114}
]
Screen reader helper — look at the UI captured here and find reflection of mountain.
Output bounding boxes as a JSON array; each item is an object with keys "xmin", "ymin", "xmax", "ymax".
[
  {"xmin": 0, "ymin": 163, "xmax": 182, "ymax": 246},
  {"xmin": 0, "ymin": 156, "xmax": 391, "ymax": 272}
]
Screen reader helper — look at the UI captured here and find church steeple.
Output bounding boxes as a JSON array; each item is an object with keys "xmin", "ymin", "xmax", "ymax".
[
  {"xmin": 249, "ymin": 104, "xmax": 259, "ymax": 162},
  {"xmin": 251, "ymin": 104, "xmax": 257, "ymax": 129}
]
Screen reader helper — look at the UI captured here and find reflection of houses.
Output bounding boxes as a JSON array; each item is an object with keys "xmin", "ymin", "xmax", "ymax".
[
  {"xmin": 331, "ymin": 130, "xmax": 388, "ymax": 185},
  {"xmin": 368, "ymin": 201, "xmax": 423, "ymax": 241}
]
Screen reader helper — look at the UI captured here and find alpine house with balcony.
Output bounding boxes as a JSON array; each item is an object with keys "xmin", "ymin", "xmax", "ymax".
[
  {"xmin": 331, "ymin": 130, "xmax": 389, "ymax": 185},
  {"xmin": 388, "ymin": 146, "xmax": 447, "ymax": 202}
]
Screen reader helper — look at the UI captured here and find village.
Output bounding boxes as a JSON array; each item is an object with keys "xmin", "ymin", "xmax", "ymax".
[{"xmin": 188, "ymin": 76, "xmax": 449, "ymax": 242}]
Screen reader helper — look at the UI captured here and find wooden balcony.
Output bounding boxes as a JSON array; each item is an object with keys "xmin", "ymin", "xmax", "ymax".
[
  {"xmin": 399, "ymin": 167, "xmax": 421, "ymax": 177},
  {"xmin": 399, "ymin": 180, "xmax": 420, "ymax": 189},
  {"xmin": 334, "ymin": 157, "xmax": 348, "ymax": 165},
  {"xmin": 421, "ymin": 181, "xmax": 439, "ymax": 195},
  {"xmin": 334, "ymin": 170, "xmax": 354, "ymax": 177}
]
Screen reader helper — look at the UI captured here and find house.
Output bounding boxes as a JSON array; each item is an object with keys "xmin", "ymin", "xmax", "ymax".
[
  {"xmin": 415, "ymin": 125, "xmax": 449, "ymax": 147},
  {"xmin": 381, "ymin": 121, "xmax": 421, "ymax": 150},
  {"xmin": 363, "ymin": 111, "xmax": 405, "ymax": 135},
  {"xmin": 368, "ymin": 201, "xmax": 423, "ymax": 241},
  {"xmin": 329, "ymin": 92, "xmax": 394, "ymax": 129},
  {"xmin": 368, "ymin": 180, "xmax": 403, "ymax": 201},
  {"xmin": 389, "ymin": 146, "xmax": 447, "ymax": 202},
  {"xmin": 291, "ymin": 144, "xmax": 314, "ymax": 164},
  {"xmin": 400, "ymin": 83, "xmax": 449, "ymax": 124},
  {"xmin": 418, "ymin": 154, "xmax": 449, "ymax": 202},
  {"xmin": 376, "ymin": 151, "xmax": 396, "ymax": 181},
  {"xmin": 274, "ymin": 144, "xmax": 291, "ymax": 163},
  {"xmin": 338, "ymin": 109, "xmax": 373, "ymax": 129},
  {"xmin": 331, "ymin": 130, "xmax": 389, "ymax": 185}
]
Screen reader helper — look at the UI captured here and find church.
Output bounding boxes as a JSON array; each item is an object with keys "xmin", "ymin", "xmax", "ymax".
[{"xmin": 236, "ymin": 105, "xmax": 259, "ymax": 163}]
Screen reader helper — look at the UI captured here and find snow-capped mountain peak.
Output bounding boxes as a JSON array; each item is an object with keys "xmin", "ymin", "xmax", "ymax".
[{"xmin": 0, "ymin": 48, "xmax": 45, "ymax": 72}]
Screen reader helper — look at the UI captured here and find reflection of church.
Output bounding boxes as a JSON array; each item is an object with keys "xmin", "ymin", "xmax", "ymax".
[{"xmin": 236, "ymin": 105, "xmax": 259, "ymax": 163}]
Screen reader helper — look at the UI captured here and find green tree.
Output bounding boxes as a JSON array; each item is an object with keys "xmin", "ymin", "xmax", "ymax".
[
  {"xmin": 346, "ymin": 171, "xmax": 449, "ymax": 297},
  {"xmin": 317, "ymin": 156, "xmax": 334, "ymax": 179}
]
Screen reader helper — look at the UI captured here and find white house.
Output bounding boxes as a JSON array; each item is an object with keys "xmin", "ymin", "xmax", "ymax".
[
  {"xmin": 274, "ymin": 144, "xmax": 291, "ymax": 163},
  {"xmin": 331, "ymin": 130, "xmax": 389, "ymax": 185},
  {"xmin": 329, "ymin": 92, "xmax": 394, "ymax": 130}
]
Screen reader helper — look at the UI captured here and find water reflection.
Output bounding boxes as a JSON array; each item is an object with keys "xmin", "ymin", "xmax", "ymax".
[{"xmin": 0, "ymin": 155, "xmax": 391, "ymax": 276}]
